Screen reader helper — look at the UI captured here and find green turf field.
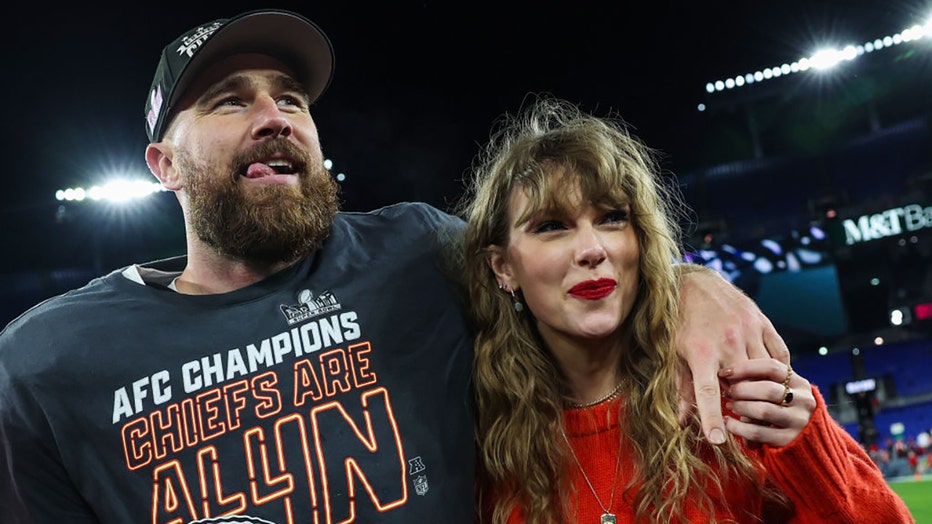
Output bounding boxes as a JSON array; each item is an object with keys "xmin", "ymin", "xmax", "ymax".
[{"xmin": 890, "ymin": 477, "xmax": 932, "ymax": 522}]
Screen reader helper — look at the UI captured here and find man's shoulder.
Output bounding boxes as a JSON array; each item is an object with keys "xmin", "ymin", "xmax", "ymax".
[
  {"xmin": 323, "ymin": 203, "xmax": 465, "ymax": 271},
  {"xmin": 0, "ymin": 267, "xmax": 129, "ymax": 338},
  {"xmin": 335, "ymin": 202, "xmax": 466, "ymax": 251},
  {"xmin": 337, "ymin": 202, "xmax": 465, "ymax": 230}
]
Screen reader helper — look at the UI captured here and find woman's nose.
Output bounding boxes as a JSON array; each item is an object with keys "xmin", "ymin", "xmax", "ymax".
[{"xmin": 575, "ymin": 228, "xmax": 607, "ymax": 267}]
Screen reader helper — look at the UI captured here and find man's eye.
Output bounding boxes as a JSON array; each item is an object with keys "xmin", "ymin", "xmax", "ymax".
[
  {"xmin": 215, "ymin": 96, "xmax": 243, "ymax": 108},
  {"xmin": 278, "ymin": 95, "xmax": 307, "ymax": 109}
]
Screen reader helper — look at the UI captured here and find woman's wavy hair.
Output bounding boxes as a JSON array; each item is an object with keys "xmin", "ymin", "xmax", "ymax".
[{"xmin": 454, "ymin": 95, "xmax": 785, "ymax": 523}]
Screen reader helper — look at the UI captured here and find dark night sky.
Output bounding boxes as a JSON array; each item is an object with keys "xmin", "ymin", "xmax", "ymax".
[{"xmin": 0, "ymin": 0, "xmax": 927, "ymax": 277}]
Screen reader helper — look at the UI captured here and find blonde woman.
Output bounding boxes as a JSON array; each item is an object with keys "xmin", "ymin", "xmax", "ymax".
[{"xmin": 457, "ymin": 96, "xmax": 913, "ymax": 523}]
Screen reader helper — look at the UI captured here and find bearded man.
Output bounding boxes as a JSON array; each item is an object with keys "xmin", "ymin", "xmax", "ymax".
[{"xmin": 0, "ymin": 9, "xmax": 789, "ymax": 524}]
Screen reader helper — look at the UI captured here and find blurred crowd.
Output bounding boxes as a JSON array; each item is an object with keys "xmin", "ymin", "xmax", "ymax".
[{"xmin": 868, "ymin": 431, "xmax": 932, "ymax": 479}]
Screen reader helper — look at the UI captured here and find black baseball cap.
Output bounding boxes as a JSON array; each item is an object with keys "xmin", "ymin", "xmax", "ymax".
[{"xmin": 144, "ymin": 9, "xmax": 334, "ymax": 142}]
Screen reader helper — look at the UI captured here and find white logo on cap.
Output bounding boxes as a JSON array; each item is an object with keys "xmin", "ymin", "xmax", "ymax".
[{"xmin": 176, "ymin": 21, "xmax": 223, "ymax": 58}]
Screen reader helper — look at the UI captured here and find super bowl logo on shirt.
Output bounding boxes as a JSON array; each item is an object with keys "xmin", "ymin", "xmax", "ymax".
[{"xmin": 280, "ymin": 289, "xmax": 342, "ymax": 325}]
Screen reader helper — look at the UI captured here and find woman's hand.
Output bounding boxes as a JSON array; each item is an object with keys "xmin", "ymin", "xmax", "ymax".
[{"xmin": 718, "ymin": 357, "xmax": 816, "ymax": 448}]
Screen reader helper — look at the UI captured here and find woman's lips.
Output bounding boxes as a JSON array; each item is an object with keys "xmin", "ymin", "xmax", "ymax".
[{"xmin": 568, "ymin": 278, "xmax": 617, "ymax": 300}]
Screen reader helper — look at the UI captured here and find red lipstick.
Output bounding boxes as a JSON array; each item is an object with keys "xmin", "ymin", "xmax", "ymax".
[{"xmin": 568, "ymin": 278, "xmax": 617, "ymax": 300}]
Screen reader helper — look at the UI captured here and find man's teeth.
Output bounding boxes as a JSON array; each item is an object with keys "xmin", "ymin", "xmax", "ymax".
[{"xmin": 267, "ymin": 159, "xmax": 294, "ymax": 173}]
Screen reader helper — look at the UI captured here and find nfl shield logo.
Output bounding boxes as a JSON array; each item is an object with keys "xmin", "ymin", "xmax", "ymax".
[{"xmin": 413, "ymin": 475, "xmax": 429, "ymax": 496}]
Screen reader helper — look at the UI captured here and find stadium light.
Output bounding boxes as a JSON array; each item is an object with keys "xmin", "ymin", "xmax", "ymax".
[
  {"xmin": 702, "ymin": 14, "xmax": 932, "ymax": 99},
  {"xmin": 889, "ymin": 306, "xmax": 910, "ymax": 326},
  {"xmin": 55, "ymin": 157, "xmax": 347, "ymax": 205},
  {"xmin": 324, "ymin": 158, "xmax": 347, "ymax": 183},
  {"xmin": 55, "ymin": 179, "xmax": 167, "ymax": 204}
]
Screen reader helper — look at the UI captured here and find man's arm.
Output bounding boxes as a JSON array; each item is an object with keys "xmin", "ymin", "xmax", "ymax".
[{"xmin": 674, "ymin": 263, "xmax": 790, "ymax": 444}]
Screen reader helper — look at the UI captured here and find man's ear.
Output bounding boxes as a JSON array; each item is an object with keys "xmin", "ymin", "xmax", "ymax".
[
  {"xmin": 145, "ymin": 142, "xmax": 181, "ymax": 191},
  {"xmin": 487, "ymin": 245, "xmax": 518, "ymax": 292}
]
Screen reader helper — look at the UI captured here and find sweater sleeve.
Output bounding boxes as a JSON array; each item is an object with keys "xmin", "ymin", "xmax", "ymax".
[{"xmin": 759, "ymin": 386, "xmax": 914, "ymax": 523}]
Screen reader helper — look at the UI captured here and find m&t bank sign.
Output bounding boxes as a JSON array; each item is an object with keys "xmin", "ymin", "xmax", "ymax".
[{"xmin": 840, "ymin": 203, "xmax": 932, "ymax": 245}]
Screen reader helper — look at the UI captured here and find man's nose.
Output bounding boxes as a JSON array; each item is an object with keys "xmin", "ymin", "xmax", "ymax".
[{"xmin": 251, "ymin": 96, "xmax": 293, "ymax": 139}]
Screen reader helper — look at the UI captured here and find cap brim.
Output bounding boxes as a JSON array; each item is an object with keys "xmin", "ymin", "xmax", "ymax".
[{"xmin": 168, "ymin": 9, "xmax": 334, "ymax": 116}]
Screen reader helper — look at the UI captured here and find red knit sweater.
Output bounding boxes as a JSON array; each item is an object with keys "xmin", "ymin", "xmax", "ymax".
[{"xmin": 504, "ymin": 387, "xmax": 914, "ymax": 523}]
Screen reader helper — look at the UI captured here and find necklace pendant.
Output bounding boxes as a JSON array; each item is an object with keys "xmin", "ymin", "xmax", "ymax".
[{"xmin": 600, "ymin": 514, "xmax": 617, "ymax": 524}]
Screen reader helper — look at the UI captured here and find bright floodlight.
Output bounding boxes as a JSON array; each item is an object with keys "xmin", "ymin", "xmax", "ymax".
[
  {"xmin": 810, "ymin": 47, "xmax": 849, "ymax": 70},
  {"xmin": 701, "ymin": 13, "xmax": 932, "ymax": 101},
  {"xmin": 890, "ymin": 308, "xmax": 904, "ymax": 326},
  {"xmin": 56, "ymin": 179, "xmax": 166, "ymax": 204},
  {"xmin": 901, "ymin": 24, "xmax": 922, "ymax": 42}
]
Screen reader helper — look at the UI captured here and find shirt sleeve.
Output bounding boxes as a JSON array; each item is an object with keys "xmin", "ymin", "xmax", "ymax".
[
  {"xmin": 759, "ymin": 385, "xmax": 915, "ymax": 523},
  {"xmin": 0, "ymin": 328, "xmax": 97, "ymax": 523}
]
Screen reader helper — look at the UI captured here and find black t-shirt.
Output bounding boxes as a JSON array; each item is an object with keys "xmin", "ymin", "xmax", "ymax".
[{"xmin": 0, "ymin": 203, "xmax": 474, "ymax": 523}]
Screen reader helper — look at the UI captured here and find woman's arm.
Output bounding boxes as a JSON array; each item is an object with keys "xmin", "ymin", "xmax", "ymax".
[{"xmin": 719, "ymin": 359, "xmax": 914, "ymax": 523}]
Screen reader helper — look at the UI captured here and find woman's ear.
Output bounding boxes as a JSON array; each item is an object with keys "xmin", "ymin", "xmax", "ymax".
[{"xmin": 487, "ymin": 245, "xmax": 518, "ymax": 292}]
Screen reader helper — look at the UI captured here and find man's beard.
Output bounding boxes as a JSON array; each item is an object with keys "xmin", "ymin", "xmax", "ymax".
[{"xmin": 177, "ymin": 139, "xmax": 340, "ymax": 265}]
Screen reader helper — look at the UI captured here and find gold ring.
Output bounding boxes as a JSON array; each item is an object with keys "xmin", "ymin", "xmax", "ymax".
[
  {"xmin": 781, "ymin": 386, "xmax": 794, "ymax": 407},
  {"xmin": 783, "ymin": 364, "xmax": 794, "ymax": 387}
]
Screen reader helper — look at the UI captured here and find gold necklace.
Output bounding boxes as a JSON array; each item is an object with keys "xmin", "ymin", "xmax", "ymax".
[
  {"xmin": 566, "ymin": 382, "xmax": 623, "ymax": 409},
  {"xmin": 560, "ymin": 427, "xmax": 622, "ymax": 524}
]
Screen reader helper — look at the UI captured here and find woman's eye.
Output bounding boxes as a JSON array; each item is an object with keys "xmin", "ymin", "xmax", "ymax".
[
  {"xmin": 603, "ymin": 209, "xmax": 630, "ymax": 224},
  {"xmin": 532, "ymin": 220, "xmax": 565, "ymax": 234}
]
